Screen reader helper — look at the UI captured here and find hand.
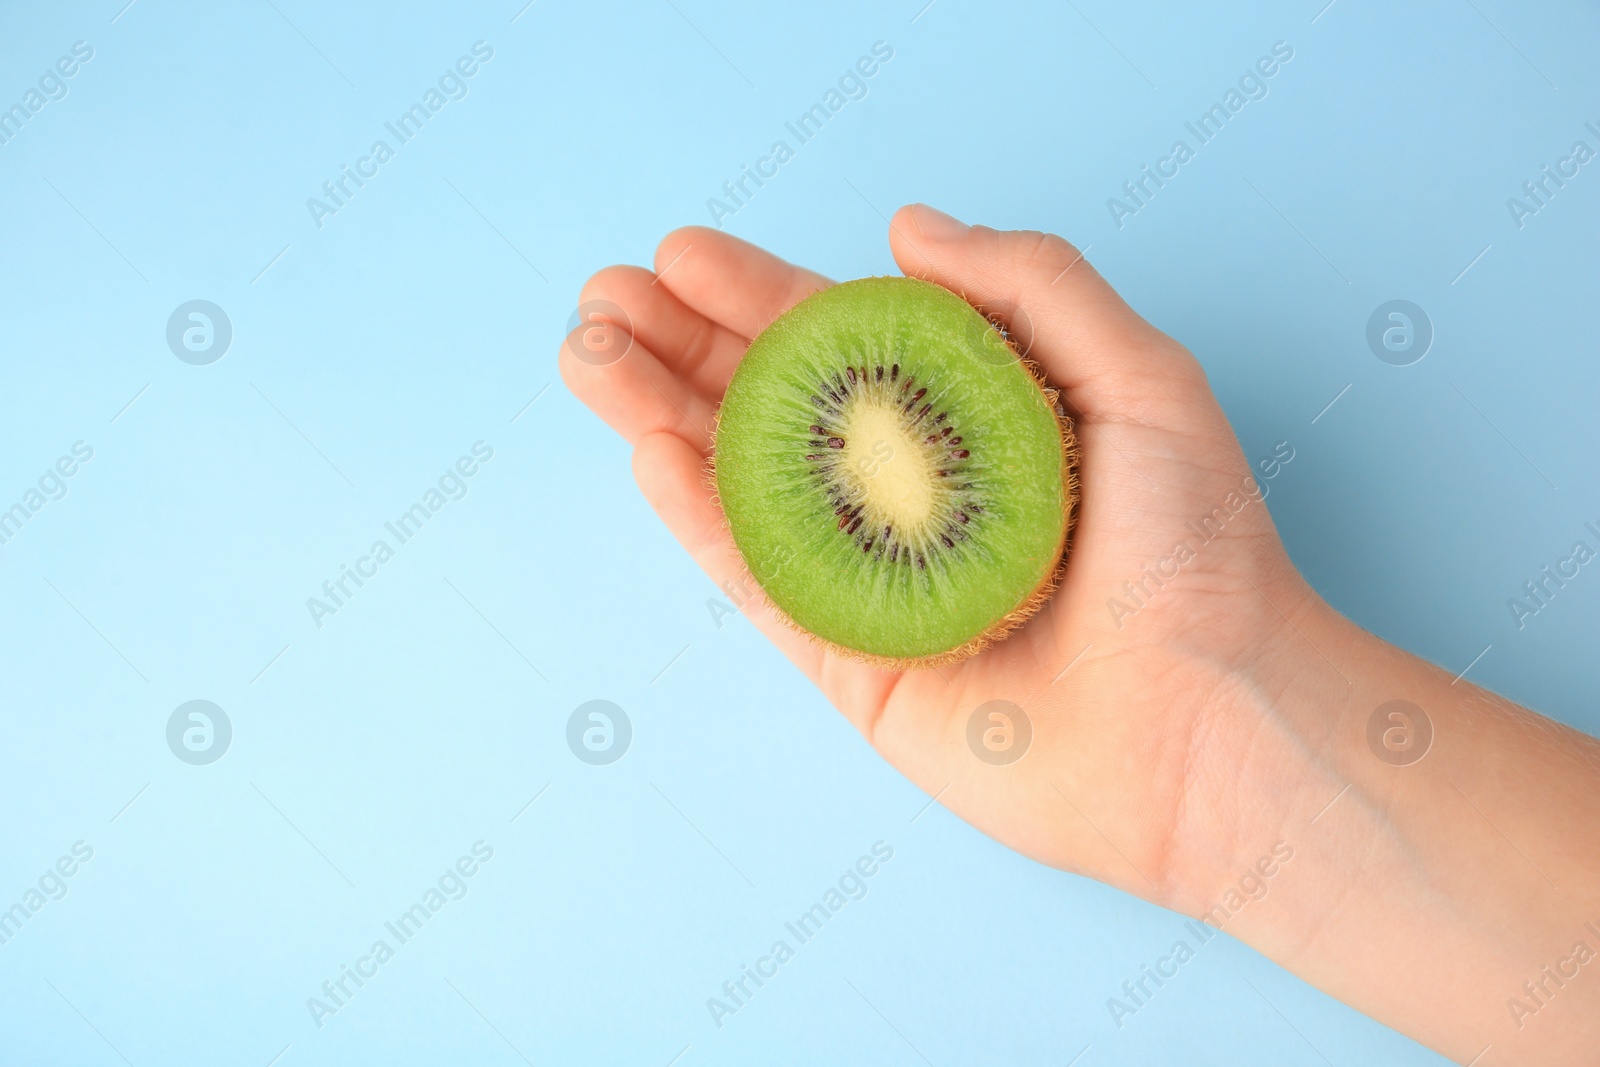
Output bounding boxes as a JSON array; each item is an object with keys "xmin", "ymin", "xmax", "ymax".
[
  {"xmin": 566, "ymin": 204, "xmax": 1600, "ymax": 1062},
  {"xmin": 560, "ymin": 204, "xmax": 1318, "ymax": 906},
  {"xmin": 565, "ymin": 206, "xmax": 1600, "ymax": 1065}
]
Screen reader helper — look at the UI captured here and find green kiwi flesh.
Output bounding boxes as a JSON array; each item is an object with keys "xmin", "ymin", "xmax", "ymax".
[{"xmin": 713, "ymin": 276, "xmax": 1074, "ymax": 666}]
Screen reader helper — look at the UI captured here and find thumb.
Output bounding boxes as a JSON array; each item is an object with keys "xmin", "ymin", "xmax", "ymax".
[{"xmin": 887, "ymin": 204, "xmax": 1204, "ymax": 424}]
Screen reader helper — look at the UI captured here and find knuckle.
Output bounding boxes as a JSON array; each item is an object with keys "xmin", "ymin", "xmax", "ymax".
[
  {"xmin": 578, "ymin": 264, "xmax": 646, "ymax": 308},
  {"xmin": 1006, "ymin": 230, "xmax": 1082, "ymax": 280},
  {"xmin": 680, "ymin": 315, "xmax": 719, "ymax": 374}
]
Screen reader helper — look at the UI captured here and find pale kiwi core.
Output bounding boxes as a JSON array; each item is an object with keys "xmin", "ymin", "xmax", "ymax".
[
  {"xmin": 714, "ymin": 276, "xmax": 1073, "ymax": 665},
  {"xmin": 836, "ymin": 393, "xmax": 942, "ymax": 533}
]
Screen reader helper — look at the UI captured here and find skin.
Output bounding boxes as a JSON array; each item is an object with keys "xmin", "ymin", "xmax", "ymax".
[{"xmin": 560, "ymin": 204, "xmax": 1600, "ymax": 1064}]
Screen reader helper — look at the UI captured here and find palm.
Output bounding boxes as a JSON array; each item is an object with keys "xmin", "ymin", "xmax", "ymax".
[{"xmin": 562, "ymin": 209, "xmax": 1306, "ymax": 904}]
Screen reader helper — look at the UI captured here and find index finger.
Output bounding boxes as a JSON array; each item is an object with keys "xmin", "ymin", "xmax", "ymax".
[{"xmin": 653, "ymin": 226, "xmax": 832, "ymax": 343}]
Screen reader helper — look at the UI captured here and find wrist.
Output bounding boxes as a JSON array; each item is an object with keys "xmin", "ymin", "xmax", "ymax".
[
  {"xmin": 1151, "ymin": 572, "xmax": 1356, "ymax": 913},
  {"xmin": 1159, "ymin": 576, "xmax": 1600, "ymax": 1063}
]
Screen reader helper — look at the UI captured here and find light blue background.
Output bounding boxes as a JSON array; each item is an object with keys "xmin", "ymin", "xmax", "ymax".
[{"xmin": 1, "ymin": 1, "xmax": 1596, "ymax": 1064}]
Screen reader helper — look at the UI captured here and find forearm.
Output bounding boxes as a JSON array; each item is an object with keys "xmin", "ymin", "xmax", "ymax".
[{"xmin": 1171, "ymin": 581, "xmax": 1600, "ymax": 1063}]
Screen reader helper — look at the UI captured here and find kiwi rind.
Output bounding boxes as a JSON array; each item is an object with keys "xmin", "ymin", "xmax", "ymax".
[{"xmin": 709, "ymin": 276, "xmax": 1078, "ymax": 670}]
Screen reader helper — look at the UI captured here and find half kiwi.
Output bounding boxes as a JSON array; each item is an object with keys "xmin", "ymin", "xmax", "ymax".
[{"xmin": 713, "ymin": 276, "xmax": 1076, "ymax": 668}]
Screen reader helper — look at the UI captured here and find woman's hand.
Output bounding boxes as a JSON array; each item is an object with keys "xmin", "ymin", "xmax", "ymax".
[
  {"xmin": 560, "ymin": 204, "xmax": 1307, "ymax": 902},
  {"xmin": 561, "ymin": 205, "xmax": 1600, "ymax": 1065}
]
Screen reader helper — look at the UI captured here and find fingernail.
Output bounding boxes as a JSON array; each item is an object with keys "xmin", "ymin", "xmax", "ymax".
[{"xmin": 910, "ymin": 203, "xmax": 969, "ymax": 241}]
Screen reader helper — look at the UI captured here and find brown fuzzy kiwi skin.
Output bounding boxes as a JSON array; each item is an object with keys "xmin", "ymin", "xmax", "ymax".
[{"xmin": 704, "ymin": 280, "xmax": 1080, "ymax": 672}]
